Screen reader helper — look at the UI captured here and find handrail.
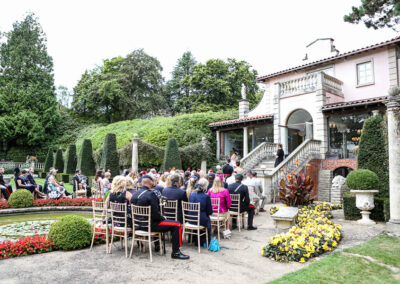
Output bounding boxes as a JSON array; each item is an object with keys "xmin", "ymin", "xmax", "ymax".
[{"xmin": 240, "ymin": 142, "xmax": 277, "ymax": 172}]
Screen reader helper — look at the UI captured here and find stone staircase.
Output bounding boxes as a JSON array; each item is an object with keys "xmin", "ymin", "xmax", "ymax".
[{"xmin": 241, "ymin": 139, "xmax": 322, "ymax": 203}]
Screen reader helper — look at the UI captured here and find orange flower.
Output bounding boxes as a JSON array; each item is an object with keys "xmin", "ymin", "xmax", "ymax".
[
  {"xmin": 281, "ymin": 168, "xmax": 284, "ymax": 172},
  {"xmin": 295, "ymin": 160, "xmax": 299, "ymax": 165},
  {"xmin": 286, "ymin": 174, "xmax": 291, "ymax": 179},
  {"xmin": 306, "ymin": 163, "xmax": 311, "ymax": 167},
  {"xmin": 291, "ymin": 171, "xmax": 295, "ymax": 175}
]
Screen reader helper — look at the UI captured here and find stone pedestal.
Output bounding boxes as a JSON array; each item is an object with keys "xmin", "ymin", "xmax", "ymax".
[
  {"xmin": 131, "ymin": 134, "xmax": 139, "ymax": 173},
  {"xmin": 271, "ymin": 207, "xmax": 298, "ymax": 233},
  {"xmin": 387, "ymin": 88, "xmax": 400, "ymax": 235},
  {"xmin": 201, "ymin": 137, "xmax": 207, "ymax": 173}
]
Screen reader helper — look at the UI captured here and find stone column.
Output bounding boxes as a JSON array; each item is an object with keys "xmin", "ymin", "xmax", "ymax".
[
  {"xmin": 305, "ymin": 122, "xmax": 313, "ymax": 140},
  {"xmin": 216, "ymin": 130, "xmax": 220, "ymax": 161},
  {"xmin": 131, "ymin": 133, "xmax": 139, "ymax": 173},
  {"xmin": 201, "ymin": 137, "xmax": 207, "ymax": 173},
  {"xmin": 280, "ymin": 126, "xmax": 288, "ymax": 155},
  {"xmin": 243, "ymin": 127, "xmax": 248, "ymax": 157},
  {"xmin": 387, "ymin": 87, "xmax": 400, "ymax": 235}
]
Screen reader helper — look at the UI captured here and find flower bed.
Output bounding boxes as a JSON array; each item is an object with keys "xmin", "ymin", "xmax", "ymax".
[
  {"xmin": 0, "ymin": 198, "xmax": 103, "ymax": 210},
  {"xmin": 0, "ymin": 235, "xmax": 55, "ymax": 260},
  {"xmin": 262, "ymin": 205, "xmax": 342, "ymax": 263},
  {"xmin": 0, "ymin": 201, "xmax": 9, "ymax": 209}
]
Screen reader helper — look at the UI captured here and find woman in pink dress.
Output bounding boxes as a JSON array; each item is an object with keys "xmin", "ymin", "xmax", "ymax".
[{"xmin": 208, "ymin": 178, "xmax": 232, "ymax": 228}]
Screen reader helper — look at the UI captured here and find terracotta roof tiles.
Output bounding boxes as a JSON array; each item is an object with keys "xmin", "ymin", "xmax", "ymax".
[
  {"xmin": 322, "ymin": 96, "xmax": 387, "ymax": 111},
  {"xmin": 209, "ymin": 114, "xmax": 273, "ymax": 128}
]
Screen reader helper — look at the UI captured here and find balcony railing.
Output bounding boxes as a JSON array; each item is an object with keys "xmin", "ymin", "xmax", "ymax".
[{"xmin": 279, "ymin": 72, "xmax": 343, "ymax": 98}]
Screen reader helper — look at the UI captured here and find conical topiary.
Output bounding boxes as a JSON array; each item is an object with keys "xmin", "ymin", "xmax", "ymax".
[
  {"xmin": 44, "ymin": 147, "xmax": 54, "ymax": 172},
  {"xmin": 77, "ymin": 139, "xmax": 96, "ymax": 177},
  {"xmin": 357, "ymin": 114, "xmax": 389, "ymax": 198},
  {"xmin": 162, "ymin": 138, "xmax": 182, "ymax": 171},
  {"xmin": 64, "ymin": 144, "xmax": 77, "ymax": 174},
  {"xmin": 54, "ymin": 148, "xmax": 64, "ymax": 173},
  {"xmin": 100, "ymin": 133, "xmax": 120, "ymax": 177}
]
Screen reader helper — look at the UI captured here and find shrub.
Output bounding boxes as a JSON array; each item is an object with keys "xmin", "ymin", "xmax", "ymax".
[
  {"xmin": 48, "ymin": 215, "xmax": 92, "ymax": 250},
  {"xmin": 342, "ymin": 191, "xmax": 389, "ymax": 222},
  {"xmin": 345, "ymin": 169, "xmax": 379, "ymax": 190},
  {"xmin": 64, "ymin": 144, "xmax": 77, "ymax": 174},
  {"xmin": 53, "ymin": 148, "xmax": 64, "ymax": 173},
  {"xmin": 43, "ymin": 147, "xmax": 54, "ymax": 172},
  {"xmin": 8, "ymin": 189, "xmax": 34, "ymax": 208},
  {"xmin": 162, "ymin": 138, "xmax": 182, "ymax": 171},
  {"xmin": 357, "ymin": 115, "xmax": 389, "ymax": 197},
  {"xmin": 0, "ymin": 235, "xmax": 55, "ymax": 260},
  {"xmin": 278, "ymin": 172, "xmax": 314, "ymax": 207},
  {"xmin": 100, "ymin": 133, "xmax": 120, "ymax": 177},
  {"xmin": 77, "ymin": 139, "xmax": 96, "ymax": 177}
]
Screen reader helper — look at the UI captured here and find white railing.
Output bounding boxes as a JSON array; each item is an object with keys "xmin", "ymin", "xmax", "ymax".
[
  {"xmin": 240, "ymin": 142, "xmax": 277, "ymax": 172},
  {"xmin": 0, "ymin": 162, "xmax": 44, "ymax": 170},
  {"xmin": 268, "ymin": 139, "xmax": 322, "ymax": 202},
  {"xmin": 279, "ymin": 72, "xmax": 343, "ymax": 98}
]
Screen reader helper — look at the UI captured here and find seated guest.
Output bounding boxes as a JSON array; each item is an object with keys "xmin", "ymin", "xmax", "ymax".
[
  {"xmin": 126, "ymin": 176, "xmax": 136, "ymax": 195},
  {"xmin": 15, "ymin": 169, "xmax": 44, "ymax": 199},
  {"xmin": 0, "ymin": 168, "xmax": 12, "ymax": 200},
  {"xmin": 235, "ymin": 161, "xmax": 244, "ymax": 174},
  {"xmin": 189, "ymin": 178, "xmax": 213, "ymax": 247},
  {"xmin": 207, "ymin": 173, "xmax": 216, "ymax": 191},
  {"xmin": 208, "ymin": 177, "xmax": 232, "ymax": 228},
  {"xmin": 43, "ymin": 167, "xmax": 54, "ymax": 195},
  {"xmin": 152, "ymin": 175, "xmax": 163, "ymax": 199},
  {"xmin": 131, "ymin": 175, "xmax": 189, "ymax": 260},
  {"xmin": 228, "ymin": 173, "xmax": 257, "ymax": 230},
  {"xmin": 162, "ymin": 174, "xmax": 187, "ymax": 223},
  {"xmin": 94, "ymin": 170, "xmax": 104, "ymax": 194},
  {"xmin": 108, "ymin": 175, "xmax": 131, "ymax": 227},
  {"xmin": 103, "ymin": 172, "xmax": 112, "ymax": 194},
  {"xmin": 226, "ymin": 171, "xmax": 237, "ymax": 186},
  {"xmin": 72, "ymin": 169, "xmax": 92, "ymax": 197},
  {"xmin": 185, "ymin": 174, "xmax": 199, "ymax": 200},
  {"xmin": 27, "ymin": 167, "xmax": 43, "ymax": 192},
  {"xmin": 47, "ymin": 169, "xmax": 69, "ymax": 199},
  {"xmin": 182, "ymin": 171, "xmax": 191, "ymax": 190}
]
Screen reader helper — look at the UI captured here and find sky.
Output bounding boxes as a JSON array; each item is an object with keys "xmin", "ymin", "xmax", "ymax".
[{"xmin": 0, "ymin": 0, "xmax": 398, "ymax": 90}]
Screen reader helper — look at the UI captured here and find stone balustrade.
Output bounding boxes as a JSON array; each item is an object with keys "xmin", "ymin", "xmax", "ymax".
[{"xmin": 240, "ymin": 142, "xmax": 276, "ymax": 172}]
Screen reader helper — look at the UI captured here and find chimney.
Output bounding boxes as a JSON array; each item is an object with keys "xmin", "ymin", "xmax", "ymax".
[
  {"xmin": 239, "ymin": 84, "xmax": 249, "ymax": 118},
  {"xmin": 303, "ymin": 38, "xmax": 339, "ymax": 62}
]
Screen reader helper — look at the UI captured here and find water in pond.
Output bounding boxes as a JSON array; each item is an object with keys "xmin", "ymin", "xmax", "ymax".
[{"xmin": 0, "ymin": 212, "xmax": 92, "ymax": 242}]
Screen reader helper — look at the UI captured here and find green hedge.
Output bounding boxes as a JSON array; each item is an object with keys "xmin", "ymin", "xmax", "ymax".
[
  {"xmin": 0, "ymin": 147, "xmax": 47, "ymax": 162},
  {"xmin": 54, "ymin": 148, "xmax": 64, "ymax": 173},
  {"xmin": 64, "ymin": 144, "xmax": 77, "ymax": 174},
  {"xmin": 44, "ymin": 147, "xmax": 54, "ymax": 172},
  {"xmin": 345, "ymin": 169, "xmax": 379, "ymax": 190},
  {"xmin": 8, "ymin": 189, "xmax": 34, "ymax": 208},
  {"xmin": 162, "ymin": 138, "xmax": 182, "ymax": 171},
  {"xmin": 100, "ymin": 133, "xmax": 120, "ymax": 177},
  {"xmin": 343, "ymin": 191, "xmax": 390, "ymax": 222},
  {"xmin": 77, "ymin": 139, "xmax": 96, "ymax": 177}
]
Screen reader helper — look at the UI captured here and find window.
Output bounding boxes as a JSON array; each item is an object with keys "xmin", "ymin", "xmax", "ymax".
[{"xmin": 356, "ymin": 61, "xmax": 374, "ymax": 86}]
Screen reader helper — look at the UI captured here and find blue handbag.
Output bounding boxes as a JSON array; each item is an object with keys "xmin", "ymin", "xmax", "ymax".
[{"xmin": 208, "ymin": 237, "xmax": 220, "ymax": 252}]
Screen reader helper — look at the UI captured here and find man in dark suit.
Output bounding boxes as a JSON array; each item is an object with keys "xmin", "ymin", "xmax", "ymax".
[
  {"xmin": 228, "ymin": 173, "xmax": 257, "ymax": 230},
  {"xmin": 72, "ymin": 169, "xmax": 92, "ymax": 197},
  {"xmin": 161, "ymin": 174, "xmax": 187, "ymax": 223},
  {"xmin": 222, "ymin": 158, "xmax": 234, "ymax": 180},
  {"xmin": 0, "ymin": 168, "xmax": 12, "ymax": 200},
  {"xmin": 27, "ymin": 168, "xmax": 43, "ymax": 192}
]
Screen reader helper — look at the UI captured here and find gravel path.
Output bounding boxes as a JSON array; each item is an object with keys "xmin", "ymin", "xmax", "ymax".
[{"xmin": 0, "ymin": 206, "xmax": 386, "ymax": 284}]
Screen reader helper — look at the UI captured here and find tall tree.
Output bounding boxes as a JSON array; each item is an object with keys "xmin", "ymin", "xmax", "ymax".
[
  {"xmin": 0, "ymin": 13, "xmax": 60, "ymax": 148},
  {"xmin": 165, "ymin": 51, "xmax": 197, "ymax": 114},
  {"xmin": 344, "ymin": 0, "xmax": 400, "ymax": 31}
]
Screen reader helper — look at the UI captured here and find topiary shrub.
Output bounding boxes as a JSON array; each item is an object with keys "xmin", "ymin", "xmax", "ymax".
[
  {"xmin": 77, "ymin": 139, "xmax": 96, "ymax": 177},
  {"xmin": 343, "ymin": 191, "xmax": 388, "ymax": 222},
  {"xmin": 100, "ymin": 133, "xmax": 120, "ymax": 177},
  {"xmin": 48, "ymin": 215, "xmax": 92, "ymax": 250},
  {"xmin": 357, "ymin": 114, "xmax": 389, "ymax": 197},
  {"xmin": 43, "ymin": 147, "xmax": 54, "ymax": 172},
  {"xmin": 161, "ymin": 138, "xmax": 182, "ymax": 171},
  {"xmin": 8, "ymin": 189, "xmax": 34, "ymax": 208},
  {"xmin": 345, "ymin": 169, "xmax": 379, "ymax": 190},
  {"xmin": 54, "ymin": 148, "xmax": 64, "ymax": 173},
  {"xmin": 64, "ymin": 144, "xmax": 77, "ymax": 174}
]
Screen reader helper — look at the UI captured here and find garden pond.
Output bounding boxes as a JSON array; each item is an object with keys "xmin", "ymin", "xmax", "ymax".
[{"xmin": 0, "ymin": 212, "xmax": 92, "ymax": 242}]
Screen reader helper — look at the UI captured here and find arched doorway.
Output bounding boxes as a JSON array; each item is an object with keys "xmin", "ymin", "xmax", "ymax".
[{"xmin": 286, "ymin": 109, "xmax": 313, "ymax": 153}]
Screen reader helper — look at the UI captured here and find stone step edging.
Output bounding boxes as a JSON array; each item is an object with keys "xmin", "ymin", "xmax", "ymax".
[{"xmin": 0, "ymin": 206, "xmax": 92, "ymax": 215}]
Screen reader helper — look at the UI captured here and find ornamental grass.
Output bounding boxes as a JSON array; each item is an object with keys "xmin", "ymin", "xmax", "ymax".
[{"xmin": 262, "ymin": 204, "xmax": 342, "ymax": 263}]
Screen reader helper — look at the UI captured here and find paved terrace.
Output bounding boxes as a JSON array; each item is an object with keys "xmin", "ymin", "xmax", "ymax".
[{"xmin": 0, "ymin": 206, "xmax": 386, "ymax": 284}]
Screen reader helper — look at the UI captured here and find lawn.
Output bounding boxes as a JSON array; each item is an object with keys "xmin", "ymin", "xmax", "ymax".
[
  {"xmin": 269, "ymin": 234, "xmax": 400, "ymax": 284},
  {"xmin": 9, "ymin": 178, "xmax": 73, "ymax": 193}
]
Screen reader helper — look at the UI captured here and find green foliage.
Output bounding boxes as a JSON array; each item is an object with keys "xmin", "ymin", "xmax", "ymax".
[
  {"xmin": 118, "ymin": 140, "xmax": 164, "ymax": 169},
  {"xmin": 0, "ymin": 13, "xmax": 60, "ymax": 148},
  {"xmin": 8, "ymin": 189, "xmax": 34, "ymax": 208},
  {"xmin": 77, "ymin": 139, "xmax": 95, "ymax": 176},
  {"xmin": 180, "ymin": 142, "xmax": 209, "ymax": 170},
  {"xmin": 278, "ymin": 173, "xmax": 315, "ymax": 206},
  {"xmin": 100, "ymin": 133, "xmax": 120, "ymax": 177},
  {"xmin": 64, "ymin": 144, "xmax": 77, "ymax": 174},
  {"xmin": 346, "ymin": 169, "xmax": 379, "ymax": 190},
  {"xmin": 357, "ymin": 115, "xmax": 389, "ymax": 197},
  {"xmin": 343, "ymin": 191, "xmax": 390, "ymax": 222},
  {"xmin": 44, "ymin": 147, "xmax": 54, "ymax": 172},
  {"xmin": 344, "ymin": 0, "xmax": 400, "ymax": 31},
  {"xmin": 48, "ymin": 215, "xmax": 92, "ymax": 250},
  {"xmin": 0, "ymin": 147, "xmax": 47, "ymax": 162},
  {"xmin": 162, "ymin": 138, "xmax": 182, "ymax": 171},
  {"xmin": 54, "ymin": 148, "xmax": 64, "ymax": 172},
  {"xmin": 72, "ymin": 50, "xmax": 164, "ymax": 123}
]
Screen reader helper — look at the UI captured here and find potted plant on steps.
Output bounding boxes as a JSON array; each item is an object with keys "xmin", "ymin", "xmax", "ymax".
[{"xmin": 346, "ymin": 169, "xmax": 379, "ymax": 225}]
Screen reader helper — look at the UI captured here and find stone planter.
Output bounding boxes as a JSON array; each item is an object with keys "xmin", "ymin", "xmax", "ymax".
[{"xmin": 350, "ymin": 190, "xmax": 379, "ymax": 225}]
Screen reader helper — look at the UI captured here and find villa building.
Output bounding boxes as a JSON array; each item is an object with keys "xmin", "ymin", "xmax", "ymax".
[{"xmin": 209, "ymin": 36, "xmax": 399, "ymax": 203}]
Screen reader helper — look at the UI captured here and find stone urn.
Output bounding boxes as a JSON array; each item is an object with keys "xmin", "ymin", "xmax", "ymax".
[{"xmin": 350, "ymin": 190, "xmax": 379, "ymax": 225}]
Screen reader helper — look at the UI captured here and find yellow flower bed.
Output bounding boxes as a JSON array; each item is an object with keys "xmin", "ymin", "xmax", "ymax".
[{"xmin": 262, "ymin": 206, "xmax": 342, "ymax": 262}]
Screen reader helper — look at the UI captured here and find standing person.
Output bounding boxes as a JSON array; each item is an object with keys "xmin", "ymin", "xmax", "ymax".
[
  {"xmin": 27, "ymin": 168, "xmax": 43, "ymax": 192},
  {"xmin": 131, "ymin": 175, "xmax": 189, "ymax": 260},
  {"xmin": 228, "ymin": 173, "xmax": 257, "ymax": 230},
  {"xmin": 235, "ymin": 161, "xmax": 244, "ymax": 174},
  {"xmin": 162, "ymin": 174, "xmax": 187, "ymax": 223},
  {"xmin": 222, "ymin": 158, "xmax": 234, "ymax": 180},
  {"xmin": 0, "ymin": 168, "xmax": 12, "ymax": 200},
  {"xmin": 189, "ymin": 178, "xmax": 213, "ymax": 247},
  {"xmin": 230, "ymin": 152, "xmax": 237, "ymax": 167},
  {"xmin": 274, "ymin": 144, "xmax": 285, "ymax": 167}
]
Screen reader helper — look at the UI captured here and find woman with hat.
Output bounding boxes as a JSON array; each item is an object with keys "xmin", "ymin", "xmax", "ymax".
[{"xmin": 48, "ymin": 169, "xmax": 69, "ymax": 199}]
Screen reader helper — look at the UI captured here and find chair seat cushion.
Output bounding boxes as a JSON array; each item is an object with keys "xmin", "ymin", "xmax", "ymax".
[
  {"xmin": 135, "ymin": 230, "xmax": 160, "ymax": 236},
  {"xmin": 210, "ymin": 215, "xmax": 226, "ymax": 221},
  {"xmin": 184, "ymin": 222, "xmax": 205, "ymax": 229},
  {"xmin": 113, "ymin": 227, "xmax": 132, "ymax": 232}
]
